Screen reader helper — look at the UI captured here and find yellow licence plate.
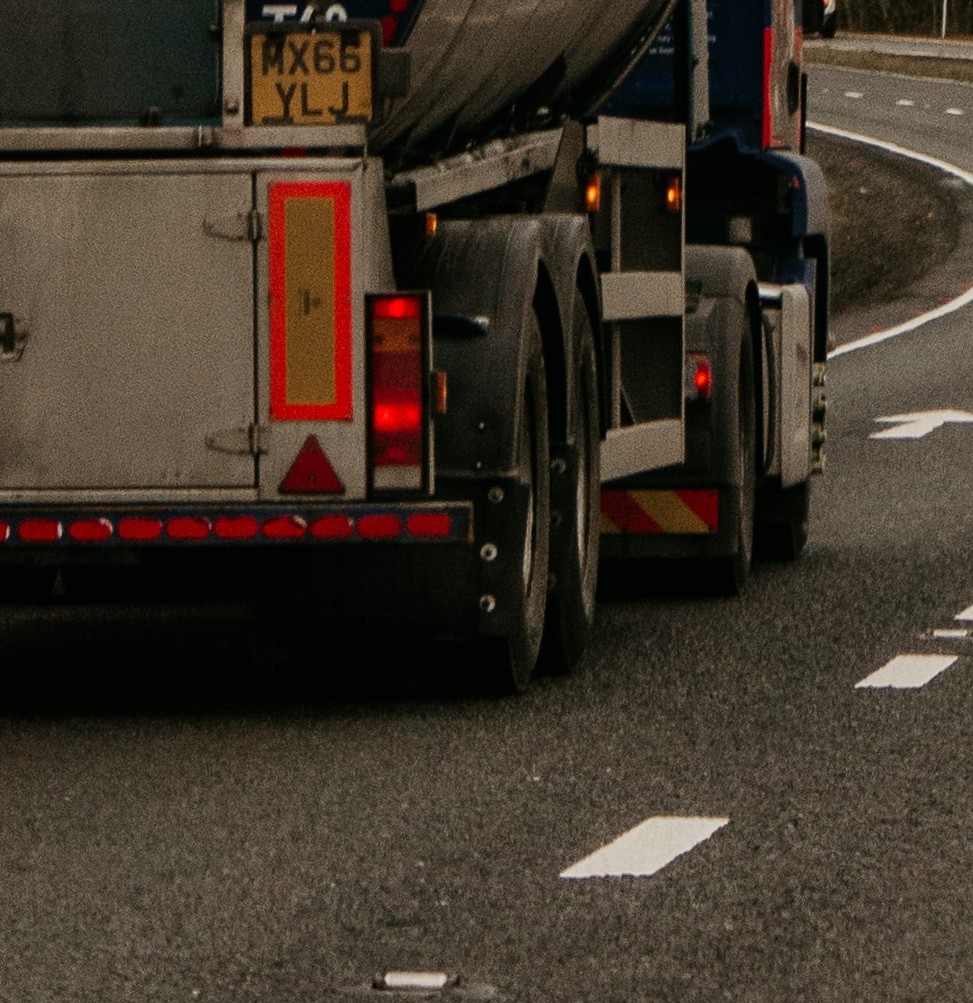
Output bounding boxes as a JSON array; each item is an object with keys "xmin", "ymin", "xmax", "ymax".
[{"xmin": 247, "ymin": 27, "xmax": 374, "ymax": 126}]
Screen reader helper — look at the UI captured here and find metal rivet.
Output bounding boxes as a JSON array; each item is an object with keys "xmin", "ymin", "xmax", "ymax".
[
  {"xmin": 480, "ymin": 543, "xmax": 498, "ymax": 562},
  {"xmin": 479, "ymin": 594, "xmax": 497, "ymax": 613},
  {"xmin": 487, "ymin": 486, "xmax": 504, "ymax": 504}
]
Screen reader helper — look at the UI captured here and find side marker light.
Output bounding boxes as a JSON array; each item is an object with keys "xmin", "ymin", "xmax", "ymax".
[{"xmin": 685, "ymin": 352, "xmax": 712, "ymax": 401}]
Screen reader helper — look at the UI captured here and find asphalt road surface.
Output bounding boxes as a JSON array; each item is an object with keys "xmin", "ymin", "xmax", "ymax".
[{"xmin": 4, "ymin": 59, "xmax": 973, "ymax": 1003}]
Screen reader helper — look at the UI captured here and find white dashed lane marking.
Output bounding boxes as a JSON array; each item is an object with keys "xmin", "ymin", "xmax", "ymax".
[
  {"xmin": 560, "ymin": 816, "xmax": 729, "ymax": 880},
  {"xmin": 956, "ymin": 605, "xmax": 973, "ymax": 623},
  {"xmin": 871, "ymin": 409, "xmax": 973, "ymax": 439},
  {"xmin": 856, "ymin": 654, "xmax": 958, "ymax": 690},
  {"xmin": 832, "ymin": 87, "xmax": 963, "ymax": 118}
]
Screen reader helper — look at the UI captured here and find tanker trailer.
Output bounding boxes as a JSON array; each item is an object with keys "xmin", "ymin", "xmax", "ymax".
[{"xmin": 0, "ymin": 0, "xmax": 827, "ymax": 692}]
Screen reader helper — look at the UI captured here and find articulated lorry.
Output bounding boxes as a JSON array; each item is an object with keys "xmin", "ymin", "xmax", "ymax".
[{"xmin": 0, "ymin": 0, "xmax": 829, "ymax": 690}]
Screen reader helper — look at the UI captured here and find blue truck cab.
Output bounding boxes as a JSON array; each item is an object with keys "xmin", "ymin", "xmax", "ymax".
[{"xmin": 606, "ymin": 0, "xmax": 830, "ymax": 363}]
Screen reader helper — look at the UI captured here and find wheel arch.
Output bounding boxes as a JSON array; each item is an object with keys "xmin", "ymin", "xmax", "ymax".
[{"xmin": 410, "ymin": 213, "xmax": 601, "ymax": 479}]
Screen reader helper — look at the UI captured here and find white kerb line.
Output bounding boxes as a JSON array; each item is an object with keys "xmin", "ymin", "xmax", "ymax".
[{"xmin": 807, "ymin": 123, "xmax": 973, "ymax": 359}]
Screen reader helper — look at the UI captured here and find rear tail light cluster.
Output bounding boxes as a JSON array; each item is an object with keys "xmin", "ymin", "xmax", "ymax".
[
  {"xmin": 0, "ymin": 508, "xmax": 467, "ymax": 546},
  {"xmin": 329, "ymin": 1, "xmax": 417, "ymax": 45},
  {"xmin": 367, "ymin": 292, "xmax": 431, "ymax": 493}
]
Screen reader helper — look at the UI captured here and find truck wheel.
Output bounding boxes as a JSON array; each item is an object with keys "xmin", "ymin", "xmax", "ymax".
[
  {"xmin": 716, "ymin": 338, "xmax": 756, "ymax": 595},
  {"xmin": 541, "ymin": 292, "xmax": 599, "ymax": 674},
  {"xmin": 755, "ymin": 480, "xmax": 810, "ymax": 561},
  {"xmin": 483, "ymin": 311, "xmax": 551, "ymax": 693}
]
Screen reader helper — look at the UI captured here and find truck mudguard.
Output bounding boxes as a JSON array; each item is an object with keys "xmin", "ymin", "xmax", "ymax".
[{"xmin": 409, "ymin": 215, "xmax": 596, "ymax": 480}]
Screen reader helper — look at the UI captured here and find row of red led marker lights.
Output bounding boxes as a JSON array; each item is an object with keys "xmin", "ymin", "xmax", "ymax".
[{"xmin": 0, "ymin": 511, "xmax": 457, "ymax": 544}]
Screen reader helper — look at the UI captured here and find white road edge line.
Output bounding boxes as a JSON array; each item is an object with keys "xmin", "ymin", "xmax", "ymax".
[
  {"xmin": 560, "ymin": 815, "xmax": 729, "ymax": 880},
  {"xmin": 956, "ymin": 605, "xmax": 973, "ymax": 622},
  {"xmin": 807, "ymin": 122, "xmax": 973, "ymax": 358},
  {"xmin": 855, "ymin": 653, "xmax": 958, "ymax": 689}
]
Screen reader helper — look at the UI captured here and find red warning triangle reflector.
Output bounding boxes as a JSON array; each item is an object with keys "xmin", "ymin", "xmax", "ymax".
[{"xmin": 279, "ymin": 435, "xmax": 345, "ymax": 494}]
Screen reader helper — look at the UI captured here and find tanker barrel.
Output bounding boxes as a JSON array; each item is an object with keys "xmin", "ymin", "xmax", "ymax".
[{"xmin": 345, "ymin": 0, "xmax": 680, "ymax": 162}]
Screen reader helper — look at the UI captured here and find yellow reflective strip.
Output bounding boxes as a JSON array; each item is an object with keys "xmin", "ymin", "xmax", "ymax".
[
  {"xmin": 630, "ymin": 490, "xmax": 710, "ymax": 534},
  {"xmin": 285, "ymin": 196, "xmax": 335, "ymax": 405}
]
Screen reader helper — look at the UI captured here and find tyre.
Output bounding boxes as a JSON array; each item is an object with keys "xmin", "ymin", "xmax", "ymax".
[
  {"xmin": 541, "ymin": 292, "xmax": 600, "ymax": 674},
  {"xmin": 715, "ymin": 336, "xmax": 756, "ymax": 596},
  {"xmin": 483, "ymin": 310, "xmax": 551, "ymax": 694}
]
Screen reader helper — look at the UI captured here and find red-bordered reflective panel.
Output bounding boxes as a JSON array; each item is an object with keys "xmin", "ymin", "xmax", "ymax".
[{"xmin": 268, "ymin": 181, "xmax": 352, "ymax": 421}]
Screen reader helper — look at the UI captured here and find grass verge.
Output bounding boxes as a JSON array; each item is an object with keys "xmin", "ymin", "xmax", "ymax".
[{"xmin": 805, "ymin": 132, "xmax": 960, "ymax": 314}]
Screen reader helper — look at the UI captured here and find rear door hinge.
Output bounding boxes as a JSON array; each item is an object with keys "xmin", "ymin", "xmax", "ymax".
[{"xmin": 206, "ymin": 424, "xmax": 272, "ymax": 456}]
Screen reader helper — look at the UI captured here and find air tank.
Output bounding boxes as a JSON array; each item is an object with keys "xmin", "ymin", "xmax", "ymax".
[{"xmin": 335, "ymin": 0, "xmax": 679, "ymax": 157}]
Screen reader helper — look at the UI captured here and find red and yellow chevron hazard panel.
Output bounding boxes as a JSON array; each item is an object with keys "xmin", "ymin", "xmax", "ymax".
[
  {"xmin": 600, "ymin": 489, "xmax": 719, "ymax": 535},
  {"xmin": 268, "ymin": 181, "xmax": 352, "ymax": 421}
]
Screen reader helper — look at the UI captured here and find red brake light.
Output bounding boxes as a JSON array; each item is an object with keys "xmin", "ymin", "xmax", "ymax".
[
  {"xmin": 214, "ymin": 516, "xmax": 260, "ymax": 540},
  {"xmin": 18, "ymin": 519, "xmax": 62, "ymax": 542},
  {"xmin": 358, "ymin": 514, "xmax": 402, "ymax": 539},
  {"xmin": 262, "ymin": 516, "xmax": 307, "ymax": 540},
  {"xmin": 167, "ymin": 517, "xmax": 210, "ymax": 540},
  {"xmin": 372, "ymin": 296, "xmax": 421, "ymax": 320},
  {"xmin": 373, "ymin": 402, "xmax": 421, "ymax": 434},
  {"xmin": 69, "ymin": 518, "xmax": 113, "ymax": 542},
  {"xmin": 310, "ymin": 515, "xmax": 354, "ymax": 540},
  {"xmin": 119, "ymin": 517, "xmax": 163, "ymax": 541},
  {"xmin": 407, "ymin": 513, "xmax": 452, "ymax": 538}
]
